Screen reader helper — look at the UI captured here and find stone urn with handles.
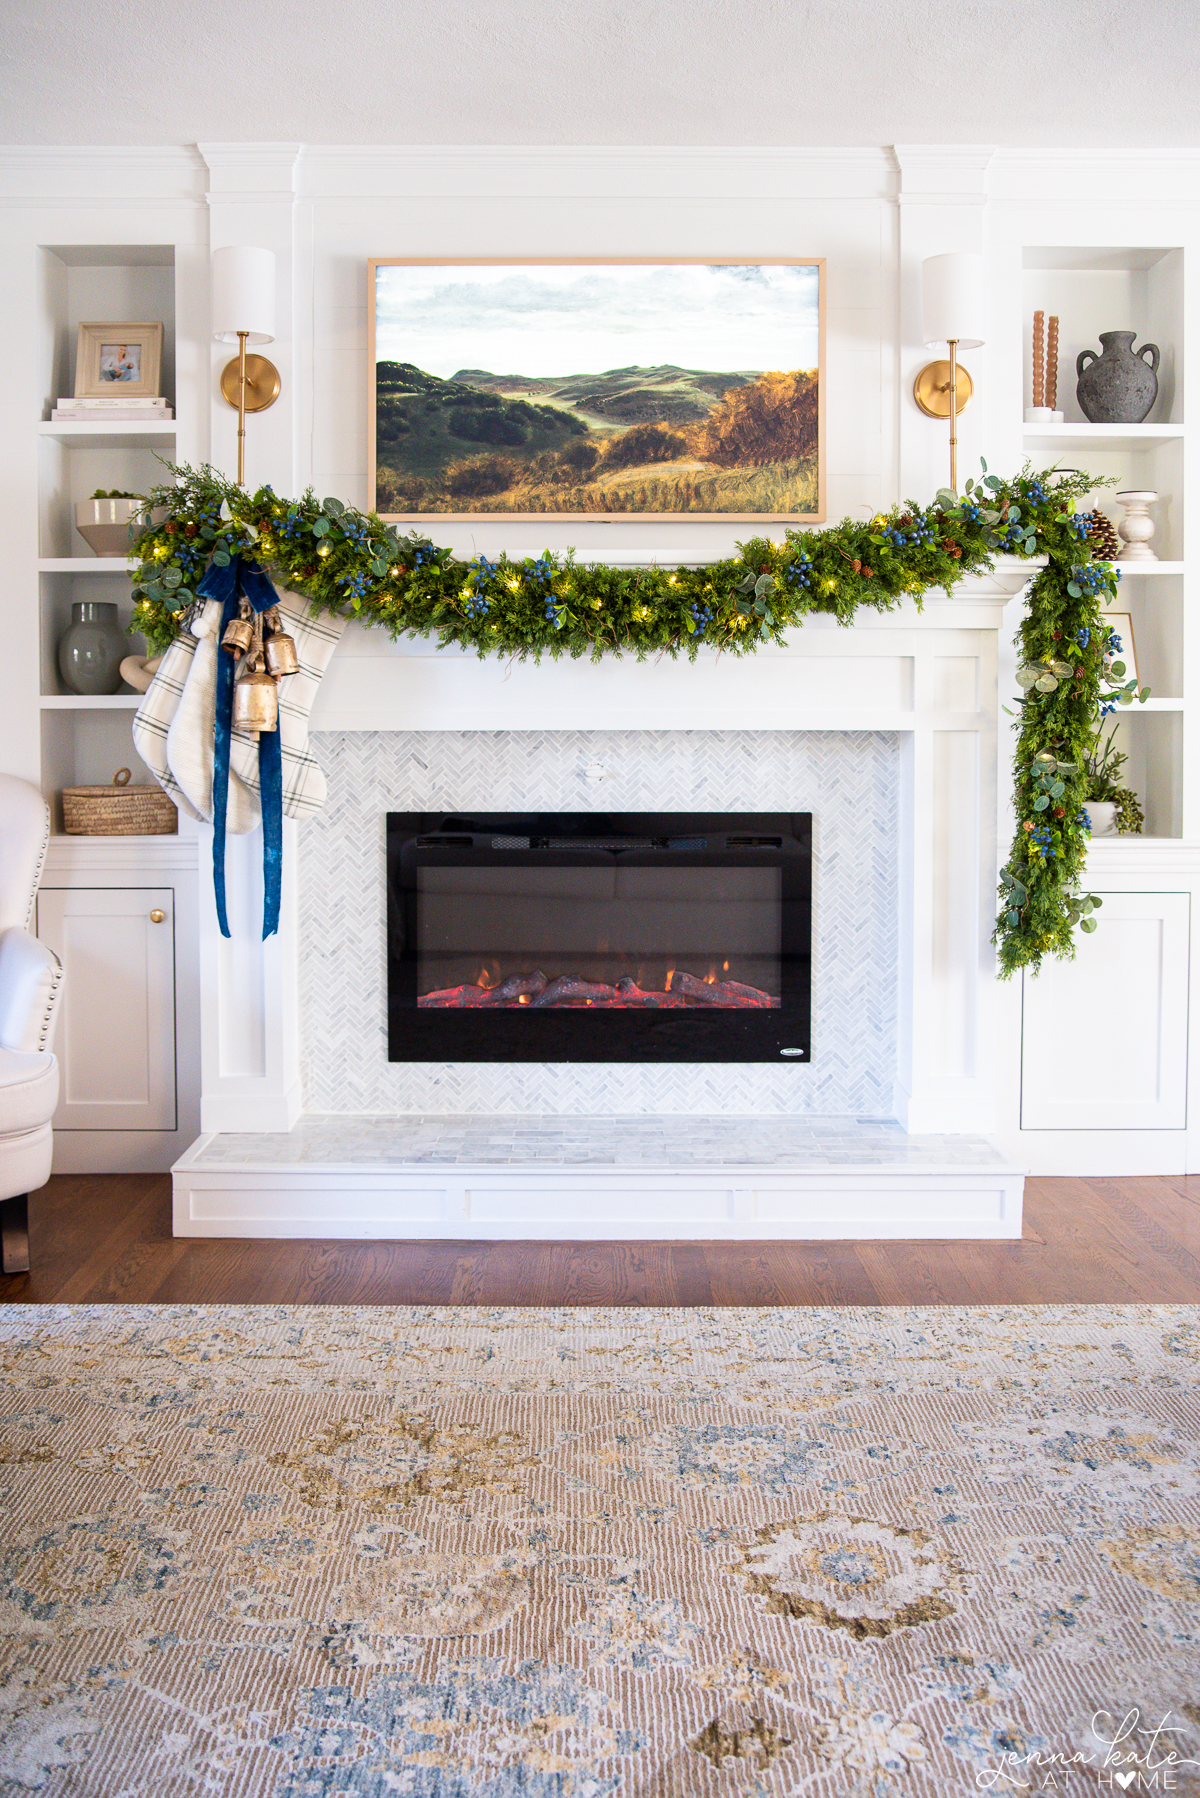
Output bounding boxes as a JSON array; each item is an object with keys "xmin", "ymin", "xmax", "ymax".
[{"xmin": 1076, "ymin": 331, "xmax": 1160, "ymax": 423}]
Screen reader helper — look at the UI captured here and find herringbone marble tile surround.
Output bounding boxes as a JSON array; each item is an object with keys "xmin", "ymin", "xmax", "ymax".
[{"xmin": 300, "ymin": 731, "xmax": 899, "ymax": 1115}]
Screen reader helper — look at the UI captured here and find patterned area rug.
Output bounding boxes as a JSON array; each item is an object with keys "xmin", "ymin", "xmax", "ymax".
[{"xmin": 1, "ymin": 1305, "xmax": 1198, "ymax": 1796}]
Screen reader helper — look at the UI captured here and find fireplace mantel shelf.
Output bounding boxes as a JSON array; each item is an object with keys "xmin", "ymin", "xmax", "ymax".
[{"xmin": 310, "ymin": 563, "xmax": 1033, "ymax": 736}]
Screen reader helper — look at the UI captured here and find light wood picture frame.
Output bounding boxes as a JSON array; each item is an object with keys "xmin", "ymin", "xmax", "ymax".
[
  {"xmin": 368, "ymin": 258, "xmax": 825, "ymax": 523},
  {"xmin": 1101, "ymin": 610, "xmax": 1139, "ymax": 685},
  {"xmin": 74, "ymin": 321, "xmax": 164, "ymax": 399}
]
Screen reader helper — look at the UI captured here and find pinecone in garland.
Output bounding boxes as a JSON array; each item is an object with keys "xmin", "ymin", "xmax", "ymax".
[{"xmin": 1086, "ymin": 509, "xmax": 1121, "ymax": 561}]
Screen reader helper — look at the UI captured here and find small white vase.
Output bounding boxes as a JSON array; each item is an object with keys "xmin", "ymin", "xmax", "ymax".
[
  {"xmin": 1116, "ymin": 490, "xmax": 1159, "ymax": 562},
  {"xmin": 1087, "ymin": 801, "xmax": 1119, "ymax": 837}
]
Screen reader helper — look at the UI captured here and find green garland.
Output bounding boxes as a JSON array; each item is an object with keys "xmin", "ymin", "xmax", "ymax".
[{"xmin": 127, "ymin": 461, "xmax": 1145, "ymax": 977}]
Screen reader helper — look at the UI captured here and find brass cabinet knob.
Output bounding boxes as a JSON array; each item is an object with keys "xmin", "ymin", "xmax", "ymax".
[{"xmin": 149, "ymin": 909, "xmax": 165, "ymax": 924}]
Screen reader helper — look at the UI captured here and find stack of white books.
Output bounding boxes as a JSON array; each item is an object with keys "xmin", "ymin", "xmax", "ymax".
[{"xmin": 51, "ymin": 396, "xmax": 173, "ymax": 422}]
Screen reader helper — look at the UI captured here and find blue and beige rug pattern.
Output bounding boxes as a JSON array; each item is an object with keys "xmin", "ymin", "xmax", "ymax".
[{"xmin": 0, "ymin": 1304, "xmax": 1197, "ymax": 1794}]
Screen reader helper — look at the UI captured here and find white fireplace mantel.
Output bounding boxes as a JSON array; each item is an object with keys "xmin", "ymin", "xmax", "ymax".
[
  {"xmin": 194, "ymin": 562, "xmax": 1032, "ymax": 1166},
  {"xmin": 309, "ymin": 564, "xmax": 1034, "ymax": 736}
]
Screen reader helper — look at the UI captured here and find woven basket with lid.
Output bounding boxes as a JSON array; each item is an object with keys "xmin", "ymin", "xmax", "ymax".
[{"xmin": 62, "ymin": 768, "xmax": 177, "ymax": 836}]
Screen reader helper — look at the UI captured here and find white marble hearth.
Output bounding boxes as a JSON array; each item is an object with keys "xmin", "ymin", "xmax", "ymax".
[{"xmin": 173, "ymin": 1114, "xmax": 1023, "ymax": 1241}]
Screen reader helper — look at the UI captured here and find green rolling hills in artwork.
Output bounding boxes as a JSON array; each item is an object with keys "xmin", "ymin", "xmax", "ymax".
[{"xmin": 373, "ymin": 360, "xmax": 818, "ymax": 516}]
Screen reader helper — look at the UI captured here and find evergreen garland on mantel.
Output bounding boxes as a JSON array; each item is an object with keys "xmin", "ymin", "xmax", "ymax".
[{"xmin": 128, "ymin": 461, "xmax": 1147, "ymax": 978}]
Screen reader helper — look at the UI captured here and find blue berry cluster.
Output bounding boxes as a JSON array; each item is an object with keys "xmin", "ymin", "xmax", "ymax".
[
  {"xmin": 413, "ymin": 544, "xmax": 438, "ymax": 568},
  {"xmin": 1078, "ymin": 808, "xmax": 1093, "ymax": 832},
  {"xmin": 1025, "ymin": 479, "xmax": 1048, "ymax": 505},
  {"xmin": 1072, "ymin": 561, "xmax": 1109, "ymax": 595},
  {"xmin": 1074, "ymin": 626, "xmax": 1091, "ymax": 649},
  {"xmin": 960, "ymin": 502, "xmax": 983, "ymax": 524},
  {"xmin": 335, "ymin": 570, "xmax": 370, "ymax": 600},
  {"xmin": 689, "ymin": 602, "xmax": 715, "ymax": 631},
  {"xmin": 785, "ymin": 556, "xmax": 814, "ymax": 588},
  {"xmin": 1031, "ymin": 824, "xmax": 1057, "ymax": 857},
  {"xmin": 464, "ymin": 554, "xmax": 499, "ymax": 618},
  {"xmin": 1106, "ymin": 628, "xmax": 1124, "ymax": 656},
  {"xmin": 522, "ymin": 554, "xmax": 557, "ymax": 619},
  {"xmin": 884, "ymin": 514, "xmax": 936, "ymax": 549},
  {"xmin": 173, "ymin": 544, "xmax": 205, "ymax": 577},
  {"xmin": 1066, "ymin": 512, "xmax": 1092, "ymax": 540}
]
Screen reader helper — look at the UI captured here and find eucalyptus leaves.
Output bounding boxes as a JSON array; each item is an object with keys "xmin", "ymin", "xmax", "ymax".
[{"xmin": 128, "ymin": 459, "xmax": 1120, "ymax": 977}]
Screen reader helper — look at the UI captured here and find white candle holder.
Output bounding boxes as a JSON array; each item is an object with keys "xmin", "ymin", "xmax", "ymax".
[{"xmin": 1116, "ymin": 491, "xmax": 1159, "ymax": 561}]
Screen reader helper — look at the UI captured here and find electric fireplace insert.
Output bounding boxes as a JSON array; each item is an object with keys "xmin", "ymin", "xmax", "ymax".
[{"xmin": 387, "ymin": 811, "xmax": 811, "ymax": 1063}]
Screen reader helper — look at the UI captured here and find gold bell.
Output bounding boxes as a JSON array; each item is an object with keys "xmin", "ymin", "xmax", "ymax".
[
  {"xmin": 232, "ymin": 659, "xmax": 279, "ymax": 733},
  {"xmin": 264, "ymin": 630, "xmax": 299, "ymax": 677},
  {"xmin": 221, "ymin": 616, "xmax": 254, "ymax": 658}
]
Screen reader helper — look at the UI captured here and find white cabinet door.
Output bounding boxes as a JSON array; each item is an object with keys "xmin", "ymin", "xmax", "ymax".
[
  {"xmin": 36, "ymin": 887, "xmax": 177, "ymax": 1131},
  {"xmin": 1021, "ymin": 891, "xmax": 1189, "ymax": 1130}
]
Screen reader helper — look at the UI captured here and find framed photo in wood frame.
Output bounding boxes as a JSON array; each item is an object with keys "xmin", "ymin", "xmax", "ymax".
[
  {"xmin": 74, "ymin": 322, "xmax": 163, "ymax": 399},
  {"xmin": 368, "ymin": 259, "xmax": 825, "ymax": 522},
  {"xmin": 1101, "ymin": 610, "xmax": 1139, "ymax": 685}
]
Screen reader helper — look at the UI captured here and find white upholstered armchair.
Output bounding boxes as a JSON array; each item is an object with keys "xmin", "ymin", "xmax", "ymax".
[{"xmin": 0, "ymin": 775, "xmax": 63, "ymax": 1274}]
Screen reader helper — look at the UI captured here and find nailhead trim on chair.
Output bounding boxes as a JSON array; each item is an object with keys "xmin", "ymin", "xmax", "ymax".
[
  {"xmin": 36, "ymin": 955, "xmax": 62, "ymax": 1053},
  {"xmin": 25, "ymin": 806, "xmax": 49, "ymax": 932}
]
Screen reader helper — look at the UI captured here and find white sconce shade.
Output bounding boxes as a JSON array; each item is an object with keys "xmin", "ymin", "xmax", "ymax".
[
  {"xmin": 921, "ymin": 252, "xmax": 986, "ymax": 349},
  {"xmin": 211, "ymin": 245, "xmax": 276, "ymax": 345}
]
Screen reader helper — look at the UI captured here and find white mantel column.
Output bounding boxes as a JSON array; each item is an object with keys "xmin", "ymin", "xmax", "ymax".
[
  {"xmin": 197, "ymin": 144, "xmax": 303, "ymax": 1131},
  {"xmin": 893, "ymin": 148, "xmax": 1002, "ymax": 1134}
]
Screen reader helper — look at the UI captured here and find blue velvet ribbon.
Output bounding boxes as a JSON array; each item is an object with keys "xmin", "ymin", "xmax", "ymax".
[{"xmin": 197, "ymin": 554, "xmax": 284, "ymax": 941}]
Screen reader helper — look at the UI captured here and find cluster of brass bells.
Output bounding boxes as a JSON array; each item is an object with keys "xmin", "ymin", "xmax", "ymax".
[{"xmin": 222, "ymin": 602, "xmax": 299, "ymax": 734}]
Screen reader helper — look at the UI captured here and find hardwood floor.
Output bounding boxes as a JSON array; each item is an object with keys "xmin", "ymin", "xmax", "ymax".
[{"xmin": 2, "ymin": 1171, "xmax": 1199, "ymax": 1305}]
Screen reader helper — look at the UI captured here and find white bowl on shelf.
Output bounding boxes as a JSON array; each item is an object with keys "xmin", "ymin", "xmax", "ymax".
[
  {"xmin": 1087, "ymin": 801, "xmax": 1119, "ymax": 837},
  {"xmin": 74, "ymin": 496, "xmax": 144, "ymax": 557}
]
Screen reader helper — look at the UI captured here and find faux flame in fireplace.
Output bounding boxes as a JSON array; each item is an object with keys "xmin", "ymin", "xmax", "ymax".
[{"xmin": 387, "ymin": 813, "xmax": 811, "ymax": 1063}]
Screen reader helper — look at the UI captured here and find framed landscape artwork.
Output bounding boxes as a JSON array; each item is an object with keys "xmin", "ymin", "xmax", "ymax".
[{"xmin": 368, "ymin": 259, "xmax": 825, "ymax": 522}]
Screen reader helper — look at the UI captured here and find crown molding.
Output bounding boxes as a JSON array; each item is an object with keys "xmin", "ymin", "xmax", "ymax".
[
  {"xmin": 294, "ymin": 143, "xmax": 900, "ymax": 202},
  {"xmin": 893, "ymin": 144, "xmax": 994, "ymax": 207},
  {"xmin": 200, "ymin": 142, "xmax": 302, "ymax": 201},
  {"xmin": 0, "ymin": 145, "xmax": 207, "ymax": 202},
  {"xmin": 990, "ymin": 145, "xmax": 1200, "ymax": 203}
]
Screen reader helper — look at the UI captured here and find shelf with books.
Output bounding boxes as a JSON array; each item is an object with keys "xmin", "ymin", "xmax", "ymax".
[
  {"xmin": 38, "ymin": 420, "xmax": 176, "ymax": 450},
  {"xmin": 34, "ymin": 244, "xmax": 177, "ymax": 822}
]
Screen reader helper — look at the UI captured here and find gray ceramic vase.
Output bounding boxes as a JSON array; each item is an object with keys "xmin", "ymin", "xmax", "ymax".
[
  {"xmin": 1076, "ymin": 331, "xmax": 1160, "ymax": 424},
  {"xmin": 57, "ymin": 601, "xmax": 128, "ymax": 696}
]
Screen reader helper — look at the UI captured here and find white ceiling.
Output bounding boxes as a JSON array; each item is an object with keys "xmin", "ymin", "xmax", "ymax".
[{"xmin": 1, "ymin": 0, "xmax": 1197, "ymax": 148}]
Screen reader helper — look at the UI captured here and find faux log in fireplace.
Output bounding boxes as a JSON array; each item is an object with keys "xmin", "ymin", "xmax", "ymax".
[{"xmin": 386, "ymin": 812, "xmax": 812, "ymax": 1063}]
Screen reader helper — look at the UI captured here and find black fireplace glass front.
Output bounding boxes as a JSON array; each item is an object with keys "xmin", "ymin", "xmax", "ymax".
[{"xmin": 387, "ymin": 812, "xmax": 811, "ymax": 1063}]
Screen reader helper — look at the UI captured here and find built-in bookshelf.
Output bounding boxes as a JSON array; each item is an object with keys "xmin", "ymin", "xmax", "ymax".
[
  {"xmin": 34, "ymin": 244, "xmax": 177, "ymax": 827},
  {"xmin": 1022, "ymin": 244, "xmax": 1187, "ymax": 837}
]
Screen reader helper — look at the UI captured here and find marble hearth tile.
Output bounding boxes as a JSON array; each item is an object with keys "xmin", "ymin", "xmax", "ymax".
[{"xmin": 194, "ymin": 1112, "xmax": 1010, "ymax": 1172}]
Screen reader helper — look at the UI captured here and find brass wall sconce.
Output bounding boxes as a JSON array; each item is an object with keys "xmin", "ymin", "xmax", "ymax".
[
  {"xmin": 211, "ymin": 246, "xmax": 280, "ymax": 487},
  {"xmin": 914, "ymin": 252, "xmax": 986, "ymax": 492}
]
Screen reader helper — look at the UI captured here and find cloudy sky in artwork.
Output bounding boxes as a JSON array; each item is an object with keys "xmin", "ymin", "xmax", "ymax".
[{"xmin": 375, "ymin": 262, "xmax": 820, "ymax": 380}]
